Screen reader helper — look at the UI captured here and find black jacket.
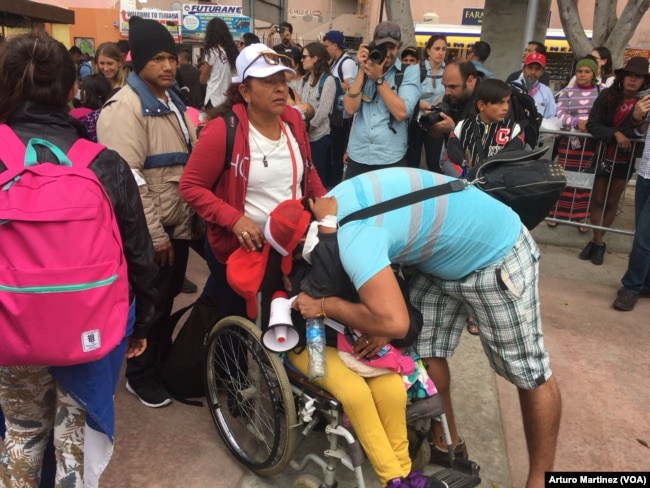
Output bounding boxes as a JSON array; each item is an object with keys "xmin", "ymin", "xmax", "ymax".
[
  {"xmin": 2, "ymin": 102, "xmax": 157, "ymax": 338},
  {"xmin": 587, "ymin": 88, "xmax": 645, "ymax": 159}
]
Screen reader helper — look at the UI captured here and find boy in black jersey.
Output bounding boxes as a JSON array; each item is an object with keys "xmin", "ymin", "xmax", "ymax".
[{"xmin": 442, "ymin": 78, "xmax": 525, "ymax": 176}]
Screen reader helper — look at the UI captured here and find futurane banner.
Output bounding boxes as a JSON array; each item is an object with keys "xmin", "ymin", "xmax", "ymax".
[{"xmin": 182, "ymin": 3, "xmax": 251, "ymax": 41}]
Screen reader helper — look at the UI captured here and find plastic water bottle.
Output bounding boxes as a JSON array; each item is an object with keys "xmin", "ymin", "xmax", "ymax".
[{"xmin": 306, "ymin": 317, "xmax": 327, "ymax": 379}]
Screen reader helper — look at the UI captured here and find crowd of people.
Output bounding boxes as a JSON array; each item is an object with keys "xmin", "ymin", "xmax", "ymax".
[{"xmin": 1, "ymin": 15, "xmax": 649, "ymax": 488}]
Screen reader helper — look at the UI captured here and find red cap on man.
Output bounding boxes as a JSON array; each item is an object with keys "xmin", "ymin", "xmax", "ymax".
[{"xmin": 524, "ymin": 52, "xmax": 546, "ymax": 68}]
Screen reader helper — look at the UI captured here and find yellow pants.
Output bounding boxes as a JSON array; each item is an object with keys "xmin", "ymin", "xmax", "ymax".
[{"xmin": 288, "ymin": 347, "xmax": 411, "ymax": 485}]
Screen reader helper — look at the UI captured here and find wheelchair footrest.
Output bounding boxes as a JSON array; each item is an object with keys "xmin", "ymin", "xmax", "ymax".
[{"xmin": 433, "ymin": 458, "xmax": 481, "ymax": 488}]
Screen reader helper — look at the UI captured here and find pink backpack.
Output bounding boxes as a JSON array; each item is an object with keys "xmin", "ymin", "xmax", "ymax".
[{"xmin": 0, "ymin": 125, "xmax": 129, "ymax": 366}]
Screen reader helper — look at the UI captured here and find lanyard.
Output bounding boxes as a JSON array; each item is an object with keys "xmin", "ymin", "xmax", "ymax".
[{"xmin": 278, "ymin": 119, "xmax": 298, "ymax": 199}]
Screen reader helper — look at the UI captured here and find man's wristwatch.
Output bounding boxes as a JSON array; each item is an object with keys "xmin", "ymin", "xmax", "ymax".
[{"xmin": 375, "ymin": 76, "xmax": 384, "ymax": 86}]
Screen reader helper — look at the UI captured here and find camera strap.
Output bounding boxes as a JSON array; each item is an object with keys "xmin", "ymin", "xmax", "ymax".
[{"xmin": 339, "ymin": 179, "xmax": 468, "ymax": 226}]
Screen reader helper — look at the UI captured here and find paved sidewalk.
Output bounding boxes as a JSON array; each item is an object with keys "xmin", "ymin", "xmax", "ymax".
[{"xmin": 101, "ymin": 224, "xmax": 650, "ymax": 487}]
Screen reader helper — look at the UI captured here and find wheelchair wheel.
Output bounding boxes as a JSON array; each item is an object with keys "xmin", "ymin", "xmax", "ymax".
[
  {"xmin": 204, "ymin": 315, "xmax": 297, "ymax": 476},
  {"xmin": 292, "ymin": 474, "xmax": 321, "ymax": 488}
]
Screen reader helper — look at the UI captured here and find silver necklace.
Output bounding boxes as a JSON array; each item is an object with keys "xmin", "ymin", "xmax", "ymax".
[{"xmin": 249, "ymin": 129, "xmax": 283, "ymax": 168}]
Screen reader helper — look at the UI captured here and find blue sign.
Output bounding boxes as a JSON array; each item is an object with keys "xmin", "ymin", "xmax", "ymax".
[
  {"xmin": 462, "ymin": 8, "xmax": 483, "ymax": 25},
  {"xmin": 182, "ymin": 3, "xmax": 250, "ymax": 41}
]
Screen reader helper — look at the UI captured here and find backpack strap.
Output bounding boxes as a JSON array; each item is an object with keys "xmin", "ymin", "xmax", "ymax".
[
  {"xmin": 0, "ymin": 124, "xmax": 28, "ymax": 173},
  {"xmin": 223, "ymin": 111, "xmax": 239, "ymax": 168},
  {"xmin": 317, "ymin": 73, "xmax": 329, "ymax": 101},
  {"xmin": 339, "ymin": 179, "xmax": 467, "ymax": 226},
  {"xmin": 66, "ymin": 138, "xmax": 106, "ymax": 169},
  {"xmin": 337, "ymin": 54, "xmax": 353, "ymax": 81},
  {"xmin": 420, "ymin": 62, "xmax": 427, "ymax": 83}
]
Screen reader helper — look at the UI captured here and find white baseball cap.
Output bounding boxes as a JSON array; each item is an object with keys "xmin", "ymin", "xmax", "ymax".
[{"xmin": 232, "ymin": 43, "xmax": 295, "ymax": 83}]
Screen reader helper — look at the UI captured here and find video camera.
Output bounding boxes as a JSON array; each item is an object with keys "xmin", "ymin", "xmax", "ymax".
[
  {"xmin": 367, "ymin": 43, "xmax": 387, "ymax": 64},
  {"xmin": 418, "ymin": 102, "xmax": 451, "ymax": 130}
]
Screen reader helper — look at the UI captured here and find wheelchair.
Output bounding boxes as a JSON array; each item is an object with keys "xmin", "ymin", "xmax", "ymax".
[{"xmin": 204, "ymin": 315, "xmax": 481, "ymax": 488}]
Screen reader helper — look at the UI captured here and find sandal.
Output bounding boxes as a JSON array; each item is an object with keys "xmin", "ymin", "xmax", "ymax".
[
  {"xmin": 578, "ymin": 226, "xmax": 589, "ymax": 233},
  {"xmin": 466, "ymin": 317, "xmax": 479, "ymax": 336},
  {"xmin": 546, "ymin": 221, "xmax": 558, "ymax": 228}
]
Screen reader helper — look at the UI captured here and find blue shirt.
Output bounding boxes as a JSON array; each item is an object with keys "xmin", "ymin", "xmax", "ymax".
[
  {"xmin": 346, "ymin": 60, "xmax": 421, "ymax": 166},
  {"xmin": 516, "ymin": 76, "xmax": 556, "ymax": 119},
  {"xmin": 327, "ymin": 168, "xmax": 521, "ymax": 288},
  {"xmin": 419, "ymin": 60, "xmax": 445, "ymax": 106}
]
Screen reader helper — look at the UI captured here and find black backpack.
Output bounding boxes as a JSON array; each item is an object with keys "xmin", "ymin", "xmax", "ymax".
[
  {"xmin": 508, "ymin": 81, "xmax": 542, "ymax": 148},
  {"xmin": 159, "ymin": 296, "xmax": 222, "ymax": 403}
]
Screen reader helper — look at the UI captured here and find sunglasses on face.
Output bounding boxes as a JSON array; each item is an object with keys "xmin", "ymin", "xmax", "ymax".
[{"xmin": 241, "ymin": 51, "xmax": 281, "ymax": 80}]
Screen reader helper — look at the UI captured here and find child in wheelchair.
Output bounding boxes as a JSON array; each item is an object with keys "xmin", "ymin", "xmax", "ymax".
[{"xmin": 271, "ymin": 202, "xmax": 448, "ymax": 488}]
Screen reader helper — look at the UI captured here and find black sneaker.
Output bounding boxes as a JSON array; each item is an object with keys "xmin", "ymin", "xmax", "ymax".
[
  {"xmin": 613, "ymin": 289, "xmax": 639, "ymax": 311},
  {"xmin": 126, "ymin": 380, "xmax": 172, "ymax": 408},
  {"xmin": 590, "ymin": 242, "xmax": 606, "ymax": 265},
  {"xmin": 182, "ymin": 277, "xmax": 198, "ymax": 294},
  {"xmin": 428, "ymin": 438, "xmax": 468, "ymax": 467},
  {"xmin": 579, "ymin": 241, "xmax": 595, "ymax": 260}
]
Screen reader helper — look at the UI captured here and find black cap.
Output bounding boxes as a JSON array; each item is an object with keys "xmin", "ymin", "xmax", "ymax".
[{"xmin": 128, "ymin": 16, "xmax": 176, "ymax": 73}]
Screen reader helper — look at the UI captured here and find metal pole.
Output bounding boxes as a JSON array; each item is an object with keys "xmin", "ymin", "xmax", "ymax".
[
  {"xmin": 522, "ymin": 0, "xmax": 540, "ymax": 52},
  {"xmin": 379, "ymin": 0, "xmax": 385, "ymax": 23}
]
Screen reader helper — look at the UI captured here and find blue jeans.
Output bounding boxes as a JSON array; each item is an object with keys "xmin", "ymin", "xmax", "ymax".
[{"xmin": 621, "ymin": 175, "xmax": 650, "ymax": 292}]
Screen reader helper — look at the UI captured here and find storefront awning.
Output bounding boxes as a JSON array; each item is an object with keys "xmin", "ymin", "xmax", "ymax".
[{"xmin": 0, "ymin": 0, "xmax": 74, "ymax": 27}]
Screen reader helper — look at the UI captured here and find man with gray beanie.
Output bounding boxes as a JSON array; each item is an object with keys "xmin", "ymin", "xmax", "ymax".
[
  {"xmin": 98, "ymin": 16, "xmax": 195, "ymax": 408},
  {"xmin": 342, "ymin": 21, "xmax": 420, "ymax": 178}
]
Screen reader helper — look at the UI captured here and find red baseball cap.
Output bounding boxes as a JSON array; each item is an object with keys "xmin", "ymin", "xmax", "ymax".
[
  {"xmin": 226, "ymin": 199, "xmax": 311, "ymax": 319},
  {"xmin": 226, "ymin": 245, "xmax": 271, "ymax": 319},
  {"xmin": 524, "ymin": 52, "xmax": 546, "ymax": 68},
  {"xmin": 264, "ymin": 200, "xmax": 311, "ymax": 275}
]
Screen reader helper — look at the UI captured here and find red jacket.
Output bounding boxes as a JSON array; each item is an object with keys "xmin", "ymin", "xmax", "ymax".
[{"xmin": 179, "ymin": 103, "xmax": 326, "ymax": 263}]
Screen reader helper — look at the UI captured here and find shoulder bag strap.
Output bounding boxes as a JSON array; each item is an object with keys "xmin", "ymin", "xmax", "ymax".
[{"xmin": 339, "ymin": 179, "xmax": 467, "ymax": 226}]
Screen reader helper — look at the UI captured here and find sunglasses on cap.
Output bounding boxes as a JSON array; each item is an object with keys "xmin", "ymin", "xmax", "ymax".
[
  {"xmin": 241, "ymin": 51, "xmax": 281, "ymax": 80},
  {"xmin": 375, "ymin": 26, "xmax": 401, "ymax": 41}
]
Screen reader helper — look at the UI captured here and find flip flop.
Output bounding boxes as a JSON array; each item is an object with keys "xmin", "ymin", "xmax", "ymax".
[
  {"xmin": 578, "ymin": 226, "xmax": 589, "ymax": 233},
  {"xmin": 466, "ymin": 317, "xmax": 479, "ymax": 335}
]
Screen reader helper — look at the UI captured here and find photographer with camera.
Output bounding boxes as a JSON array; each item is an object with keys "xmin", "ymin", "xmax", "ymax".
[
  {"xmin": 343, "ymin": 21, "xmax": 421, "ymax": 179},
  {"xmin": 271, "ymin": 21, "xmax": 301, "ymax": 60},
  {"xmin": 407, "ymin": 34, "xmax": 448, "ymax": 172},
  {"xmin": 425, "ymin": 60, "xmax": 479, "ymax": 140}
]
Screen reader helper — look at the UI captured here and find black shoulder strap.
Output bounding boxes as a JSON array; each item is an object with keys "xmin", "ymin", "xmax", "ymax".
[
  {"xmin": 223, "ymin": 111, "xmax": 238, "ymax": 168},
  {"xmin": 394, "ymin": 66, "xmax": 404, "ymax": 92},
  {"xmin": 420, "ymin": 62, "xmax": 427, "ymax": 83},
  {"xmin": 339, "ymin": 179, "xmax": 467, "ymax": 226}
]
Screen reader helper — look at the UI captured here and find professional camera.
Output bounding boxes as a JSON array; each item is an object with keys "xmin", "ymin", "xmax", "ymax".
[
  {"xmin": 418, "ymin": 102, "xmax": 451, "ymax": 130},
  {"xmin": 275, "ymin": 25, "xmax": 286, "ymax": 33},
  {"xmin": 367, "ymin": 43, "xmax": 387, "ymax": 64}
]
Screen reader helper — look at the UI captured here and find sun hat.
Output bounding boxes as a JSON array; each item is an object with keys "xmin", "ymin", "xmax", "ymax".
[
  {"xmin": 233, "ymin": 43, "xmax": 295, "ymax": 83},
  {"xmin": 614, "ymin": 56, "xmax": 650, "ymax": 80}
]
